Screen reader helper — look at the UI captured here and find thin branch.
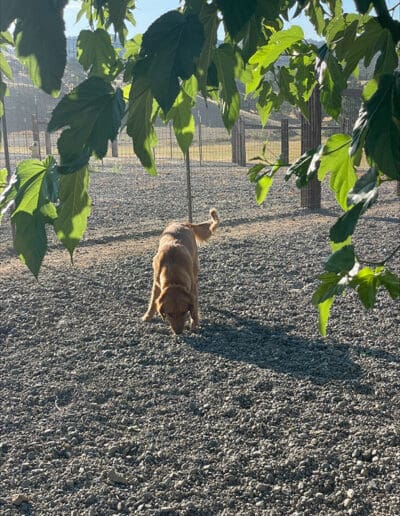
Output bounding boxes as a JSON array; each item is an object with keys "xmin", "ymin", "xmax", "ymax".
[{"xmin": 357, "ymin": 242, "xmax": 400, "ymax": 267}]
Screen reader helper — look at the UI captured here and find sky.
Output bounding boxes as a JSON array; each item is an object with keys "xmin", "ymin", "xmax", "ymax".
[{"xmin": 64, "ymin": 0, "xmax": 400, "ymax": 40}]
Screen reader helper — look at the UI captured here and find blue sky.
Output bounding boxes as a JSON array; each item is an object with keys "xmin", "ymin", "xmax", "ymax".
[{"xmin": 64, "ymin": 0, "xmax": 400, "ymax": 40}]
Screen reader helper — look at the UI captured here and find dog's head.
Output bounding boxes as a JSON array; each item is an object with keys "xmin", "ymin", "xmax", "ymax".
[{"xmin": 156, "ymin": 285, "xmax": 193, "ymax": 334}]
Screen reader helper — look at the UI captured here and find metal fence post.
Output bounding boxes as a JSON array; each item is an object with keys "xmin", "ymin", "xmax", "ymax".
[
  {"xmin": 198, "ymin": 118, "xmax": 203, "ymax": 166},
  {"xmin": 300, "ymin": 89, "xmax": 321, "ymax": 209},
  {"xmin": 31, "ymin": 113, "xmax": 41, "ymax": 159},
  {"xmin": 281, "ymin": 118, "xmax": 289, "ymax": 165},
  {"xmin": 231, "ymin": 119, "xmax": 239, "ymax": 164},
  {"xmin": 185, "ymin": 149, "xmax": 193, "ymax": 222}
]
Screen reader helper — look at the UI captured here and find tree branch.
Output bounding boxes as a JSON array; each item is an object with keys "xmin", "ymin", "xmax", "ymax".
[{"xmin": 371, "ymin": 0, "xmax": 400, "ymax": 43}]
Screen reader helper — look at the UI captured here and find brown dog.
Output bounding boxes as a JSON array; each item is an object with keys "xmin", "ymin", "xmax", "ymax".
[{"xmin": 142, "ymin": 208, "xmax": 220, "ymax": 334}]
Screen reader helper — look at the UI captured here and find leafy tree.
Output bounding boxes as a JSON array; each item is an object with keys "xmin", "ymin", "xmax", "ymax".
[{"xmin": 0, "ymin": 0, "xmax": 399, "ymax": 333}]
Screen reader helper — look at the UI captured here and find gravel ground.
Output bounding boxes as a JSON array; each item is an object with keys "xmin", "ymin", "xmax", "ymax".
[{"xmin": 0, "ymin": 161, "xmax": 399, "ymax": 515}]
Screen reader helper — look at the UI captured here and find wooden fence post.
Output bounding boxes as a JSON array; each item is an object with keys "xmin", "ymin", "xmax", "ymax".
[
  {"xmin": 238, "ymin": 117, "xmax": 246, "ymax": 166},
  {"xmin": 300, "ymin": 89, "xmax": 321, "ymax": 209},
  {"xmin": 231, "ymin": 119, "xmax": 239, "ymax": 164},
  {"xmin": 281, "ymin": 118, "xmax": 289, "ymax": 165},
  {"xmin": 111, "ymin": 139, "xmax": 118, "ymax": 157},
  {"xmin": 44, "ymin": 131, "xmax": 52, "ymax": 156}
]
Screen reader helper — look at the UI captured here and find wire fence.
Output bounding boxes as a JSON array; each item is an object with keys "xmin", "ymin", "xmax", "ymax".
[{"xmin": 1, "ymin": 53, "xmax": 362, "ymax": 175}]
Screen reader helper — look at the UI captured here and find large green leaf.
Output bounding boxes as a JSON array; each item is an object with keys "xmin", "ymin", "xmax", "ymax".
[
  {"xmin": 48, "ymin": 77, "xmax": 125, "ymax": 171},
  {"xmin": 247, "ymin": 26, "xmax": 304, "ymax": 94},
  {"xmin": 213, "ymin": 44, "xmax": 241, "ymax": 132},
  {"xmin": 351, "ymin": 267, "xmax": 378, "ymax": 309},
  {"xmin": 361, "ymin": 73, "xmax": 400, "ymax": 179},
  {"xmin": 11, "ymin": 158, "xmax": 59, "ymax": 277},
  {"xmin": 312, "ymin": 271, "xmax": 345, "ymax": 305},
  {"xmin": 127, "ymin": 60, "xmax": 158, "ymax": 175},
  {"xmin": 0, "ymin": 50, "xmax": 12, "ymax": 80},
  {"xmin": 378, "ymin": 270, "xmax": 400, "ymax": 300},
  {"xmin": 165, "ymin": 76, "xmax": 197, "ymax": 155},
  {"xmin": 14, "ymin": 0, "xmax": 66, "ymax": 96},
  {"xmin": 324, "ymin": 245, "xmax": 356, "ymax": 274},
  {"xmin": 316, "ymin": 45, "xmax": 347, "ymax": 119},
  {"xmin": 77, "ymin": 29, "xmax": 122, "ymax": 80},
  {"xmin": 285, "ymin": 148, "xmax": 318, "ymax": 188},
  {"xmin": 196, "ymin": 3, "xmax": 219, "ymax": 95},
  {"xmin": 318, "ymin": 297, "xmax": 334, "ymax": 337},
  {"xmin": 317, "ymin": 134, "xmax": 357, "ymax": 210},
  {"xmin": 140, "ymin": 11, "xmax": 204, "ymax": 114},
  {"xmin": 330, "ymin": 167, "xmax": 378, "ymax": 243},
  {"xmin": 215, "ymin": 0, "xmax": 257, "ymax": 39},
  {"xmin": 55, "ymin": 166, "xmax": 91, "ymax": 259}
]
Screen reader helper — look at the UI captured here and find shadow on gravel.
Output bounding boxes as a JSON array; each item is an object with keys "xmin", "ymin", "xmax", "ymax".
[{"xmin": 184, "ymin": 310, "xmax": 368, "ymax": 387}]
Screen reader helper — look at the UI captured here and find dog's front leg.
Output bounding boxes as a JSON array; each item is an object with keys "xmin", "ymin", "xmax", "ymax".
[
  {"xmin": 190, "ymin": 285, "xmax": 199, "ymax": 331},
  {"xmin": 142, "ymin": 281, "xmax": 160, "ymax": 322}
]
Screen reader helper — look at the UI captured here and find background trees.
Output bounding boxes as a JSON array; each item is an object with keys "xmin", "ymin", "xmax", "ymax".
[{"xmin": 0, "ymin": 0, "xmax": 399, "ymax": 333}]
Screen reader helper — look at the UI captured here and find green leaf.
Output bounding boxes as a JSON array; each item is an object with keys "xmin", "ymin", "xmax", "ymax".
[
  {"xmin": 10, "ymin": 158, "xmax": 59, "ymax": 277},
  {"xmin": 330, "ymin": 167, "xmax": 378, "ymax": 243},
  {"xmin": 330, "ymin": 202, "xmax": 364, "ymax": 243},
  {"xmin": 196, "ymin": 3, "xmax": 219, "ymax": 95},
  {"xmin": 378, "ymin": 270, "xmax": 400, "ymax": 300},
  {"xmin": 247, "ymin": 26, "xmax": 304, "ymax": 94},
  {"xmin": 213, "ymin": 44, "xmax": 241, "ymax": 132},
  {"xmin": 55, "ymin": 166, "xmax": 91, "ymax": 259},
  {"xmin": 0, "ymin": 168, "xmax": 7, "ymax": 190},
  {"xmin": 215, "ymin": 0, "xmax": 257, "ymax": 39},
  {"xmin": 77, "ymin": 29, "xmax": 122, "ymax": 80},
  {"xmin": 374, "ymin": 29, "xmax": 398, "ymax": 77},
  {"xmin": 351, "ymin": 267, "xmax": 378, "ymax": 309},
  {"xmin": 140, "ymin": 11, "xmax": 204, "ymax": 114},
  {"xmin": 165, "ymin": 76, "xmax": 197, "ymax": 155},
  {"xmin": 318, "ymin": 297, "xmax": 334, "ymax": 337},
  {"xmin": 0, "ymin": 51, "xmax": 12, "ymax": 80},
  {"xmin": 48, "ymin": 77, "xmax": 125, "ymax": 170},
  {"xmin": 324, "ymin": 245, "xmax": 356, "ymax": 273},
  {"xmin": 285, "ymin": 148, "xmax": 318, "ymax": 188},
  {"xmin": 312, "ymin": 271, "xmax": 344, "ymax": 305},
  {"xmin": 362, "ymin": 73, "xmax": 400, "ymax": 180},
  {"xmin": 317, "ymin": 134, "xmax": 357, "ymax": 210},
  {"xmin": 127, "ymin": 60, "xmax": 158, "ymax": 175},
  {"xmin": 14, "ymin": 0, "xmax": 66, "ymax": 96},
  {"xmin": 255, "ymin": 175, "xmax": 274, "ymax": 205},
  {"xmin": 316, "ymin": 45, "xmax": 346, "ymax": 119}
]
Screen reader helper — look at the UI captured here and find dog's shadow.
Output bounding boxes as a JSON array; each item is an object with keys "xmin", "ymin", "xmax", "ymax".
[{"xmin": 182, "ymin": 309, "xmax": 397, "ymax": 389}]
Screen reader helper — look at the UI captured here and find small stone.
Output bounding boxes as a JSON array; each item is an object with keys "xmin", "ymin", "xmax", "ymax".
[
  {"xmin": 343, "ymin": 498, "xmax": 352, "ymax": 508},
  {"xmin": 346, "ymin": 489, "xmax": 354, "ymax": 499},
  {"xmin": 108, "ymin": 469, "xmax": 130, "ymax": 485},
  {"xmin": 11, "ymin": 494, "xmax": 30, "ymax": 506}
]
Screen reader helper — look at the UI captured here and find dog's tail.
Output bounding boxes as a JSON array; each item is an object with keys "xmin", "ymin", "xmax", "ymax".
[{"xmin": 190, "ymin": 208, "xmax": 220, "ymax": 243}]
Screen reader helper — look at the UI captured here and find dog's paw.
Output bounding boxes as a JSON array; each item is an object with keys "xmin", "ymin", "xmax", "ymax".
[
  {"xmin": 190, "ymin": 320, "xmax": 199, "ymax": 331},
  {"xmin": 142, "ymin": 313, "xmax": 153, "ymax": 322}
]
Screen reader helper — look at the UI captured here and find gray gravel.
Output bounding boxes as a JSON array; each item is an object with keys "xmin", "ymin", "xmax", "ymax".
[{"xmin": 0, "ymin": 161, "xmax": 399, "ymax": 515}]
